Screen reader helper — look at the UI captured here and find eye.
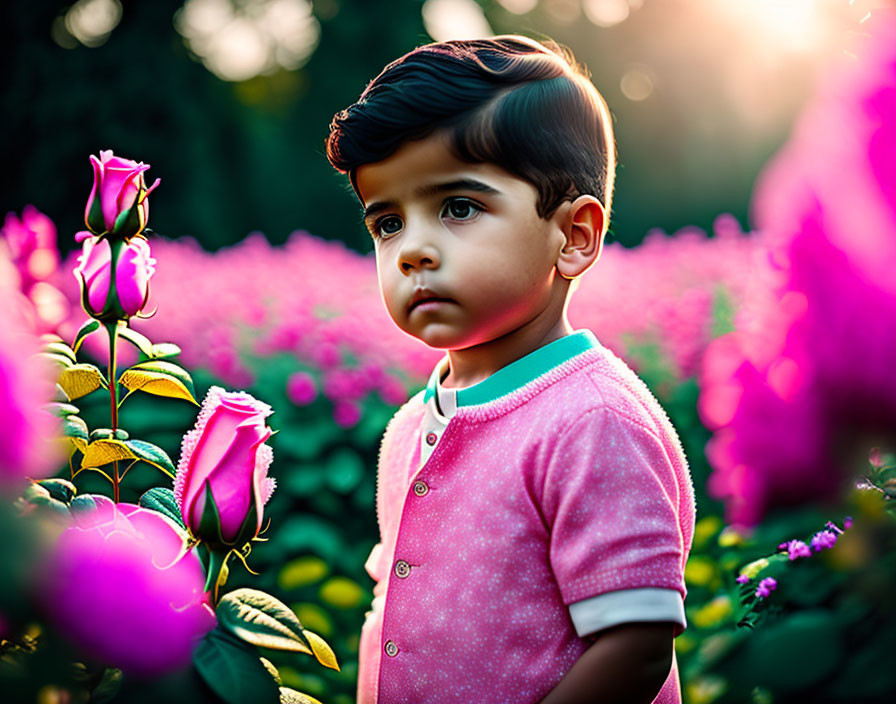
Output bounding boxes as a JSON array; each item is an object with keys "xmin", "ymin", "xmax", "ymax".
[
  {"xmin": 441, "ymin": 197, "xmax": 482, "ymax": 221},
  {"xmin": 374, "ymin": 215, "xmax": 403, "ymax": 239}
]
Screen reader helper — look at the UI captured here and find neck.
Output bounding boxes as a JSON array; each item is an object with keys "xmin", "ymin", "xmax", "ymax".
[{"xmin": 443, "ymin": 312, "xmax": 574, "ymax": 389}]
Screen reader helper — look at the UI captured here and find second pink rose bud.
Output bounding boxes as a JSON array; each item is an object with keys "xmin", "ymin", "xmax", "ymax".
[{"xmin": 74, "ymin": 231, "xmax": 156, "ymax": 320}]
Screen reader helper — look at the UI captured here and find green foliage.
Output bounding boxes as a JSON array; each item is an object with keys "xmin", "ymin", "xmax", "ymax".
[
  {"xmin": 193, "ymin": 627, "xmax": 280, "ymax": 704},
  {"xmin": 139, "ymin": 487, "xmax": 185, "ymax": 528},
  {"xmin": 217, "ymin": 588, "xmax": 314, "ymax": 657}
]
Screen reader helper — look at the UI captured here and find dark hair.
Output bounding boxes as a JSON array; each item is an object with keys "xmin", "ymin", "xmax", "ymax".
[{"xmin": 326, "ymin": 35, "xmax": 616, "ymax": 219}]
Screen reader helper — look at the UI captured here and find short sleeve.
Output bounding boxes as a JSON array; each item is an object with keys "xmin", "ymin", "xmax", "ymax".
[{"xmin": 542, "ymin": 406, "xmax": 689, "ymax": 612}]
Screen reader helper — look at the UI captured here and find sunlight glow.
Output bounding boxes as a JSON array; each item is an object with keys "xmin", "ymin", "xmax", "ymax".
[
  {"xmin": 175, "ymin": 0, "xmax": 320, "ymax": 82},
  {"xmin": 422, "ymin": 0, "xmax": 494, "ymax": 42}
]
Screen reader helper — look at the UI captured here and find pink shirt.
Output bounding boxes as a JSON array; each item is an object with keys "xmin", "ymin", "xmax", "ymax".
[{"xmin": 358, "ymin": 331, "xmax": 696, "ymax": 703}]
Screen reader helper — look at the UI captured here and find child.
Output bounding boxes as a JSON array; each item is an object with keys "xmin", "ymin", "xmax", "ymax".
[{"xmin": 326, "ymin": 35, "xmax": 695, "ymax": 704}]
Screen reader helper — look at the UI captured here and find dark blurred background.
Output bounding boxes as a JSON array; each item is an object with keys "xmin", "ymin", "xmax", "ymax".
[{"xmin": 0, "ymin": 0, "xmax": 871, "ymax": 254}]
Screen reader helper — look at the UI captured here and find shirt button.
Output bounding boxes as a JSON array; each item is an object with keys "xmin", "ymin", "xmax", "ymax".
[
  {"xmin": 413, "ymin": 480, "xmax": 429, "ymax": 497},
  {"xmin": 425, "ymin": 431, "xmax": 438, "ymax": 446},
  {"xmin": 384, "ymin": 640, "xmax": 399, "ymax": 657},
  {"xmin": 394, "ymin": 560, "xmax": 411, "ymax": 578}
]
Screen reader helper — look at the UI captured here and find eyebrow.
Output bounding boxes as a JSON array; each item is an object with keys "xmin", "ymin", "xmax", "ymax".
[{"xmin": 362, "ymin": 178, "xmax": 502, "ymax": 222}]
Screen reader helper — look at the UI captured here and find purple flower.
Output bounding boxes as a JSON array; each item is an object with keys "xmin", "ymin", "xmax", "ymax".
[
  {"xmin": 736, "ymin": 574, "xmax": 751, "ymax": 584},
  {"xmin": 811, "ymin": 530, "xmax": 838, "ymax": 552},
  {"xmin": 779, "ymin": 539, "xmax": 811, "ymax": 560},
  {"xmin": 755, "ymin": 577, "xmax": 778, "ymax": 598},
  {"xmin": 844, "ymin": 516, "xmax": 853, "ymax": 530}
]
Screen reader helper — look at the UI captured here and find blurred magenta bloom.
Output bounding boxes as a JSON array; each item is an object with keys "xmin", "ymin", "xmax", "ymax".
[
  {"xmin": 85, "ymin": 150, "xmax": 160, "ymax": 238},
  {"xmin": 755, "ymin": 577, "xmax": 777, "ymax": 599},
  {"xmin": 811, "ymin": 530, "xmax": 838, "ymax": 552},
  {"xmin": 1, "ymin": 206, "xmax": 69, "ymax": 333},
  {"xmin": 175, "ymin": 386, "xmax": 276, "ymax": 547},
  {"xmin": 778, "ymin": 539, "xmax": 811, "ymax": 561},
  {"xmin": 699, "ymin": 10, "xmax": 896, "ymax": 526},
  {"xmin": 0, "ymin": 254, "xmax": 61, "ymax": 490},
  {"xmin": 287, "ymin": 371, "xmax": 317, "ymax": 405},
  {"xmin": 2, "ymin": 206, "xmax": 59, "ymax": 292},
  {"xmin": 74, "ymin": 231, "xmax": 156, "ymax": 320},
  {"xmin": 40, "ymin": 497, "xmax": 215, "ymax": 676}
]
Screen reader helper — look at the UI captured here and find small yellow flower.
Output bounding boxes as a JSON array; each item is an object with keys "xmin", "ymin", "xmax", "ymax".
[
  {"xmin": 693, "ymin": 516, "xmax": 723, "ymax": 549},
  {"xmin": 685, "ymin": 556, "xmax": 717, "ymax": 586},
  {"xmin": 692, "ymin": 595, "xmax": 734, "ymax": 629},
  {"xmin": 718, "ymin": 526, "xmax": 747, "ymax": 547}
]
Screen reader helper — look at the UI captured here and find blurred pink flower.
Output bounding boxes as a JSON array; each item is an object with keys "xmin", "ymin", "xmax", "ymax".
[
  {"xmin": 175, "ymin": 387, "xmax": 276, "ymax": 547},
  {"xmin": 74, "ymin": 231, "xmax": 156, "ymax": 320},
  {"xmin": 699, "ymin": 10, "xmax": 896, "ymax": 526},
  {"xmin": 1, "ymin": 207, "xmax": 69, "ymax": 333},
  {"xmin": 39, "ymin": 497, "xmax": 215, "ymax": 676},
  {"xmin": 85, "ymin": 150, "xmax": 160, "ymax": 238},
  {"xmin": 0, "ymin": 251, "xmax": 62, "ymax": 490},
  {"xmin": 287, "ymin": 371, "xmax": 317, "ymax": 406}
]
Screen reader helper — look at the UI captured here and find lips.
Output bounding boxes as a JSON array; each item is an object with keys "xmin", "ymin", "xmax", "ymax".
[{"xmin": 408, "ymin": 288, "xmax": 454, "ymax": 313}]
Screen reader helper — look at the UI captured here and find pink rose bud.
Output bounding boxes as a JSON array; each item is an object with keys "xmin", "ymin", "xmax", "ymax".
[
  {"xmin": 84, "ymin": 150, "xmax": 160, "ymax": 239},
  {"xmin": 174, "ymin": 387, "xmax": 276, "ymax": 549},
  {"xmin": 38, "ymin": 498, "xmax": 215, "ymax": 676},
  {"xmin": 73, "ymin": 231, "xmax": 156, "ymax": 320}
]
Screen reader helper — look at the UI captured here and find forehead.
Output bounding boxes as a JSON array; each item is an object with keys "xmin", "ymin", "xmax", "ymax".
[{"xmin": 354, "ymin": 132, "xmax": 535, "ymax": 208}]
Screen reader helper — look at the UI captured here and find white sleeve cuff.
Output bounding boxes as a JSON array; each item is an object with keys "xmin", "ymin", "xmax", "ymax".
[{"xmin": 569, "ymin": 588, "xmax": 686, "ymax": 638}]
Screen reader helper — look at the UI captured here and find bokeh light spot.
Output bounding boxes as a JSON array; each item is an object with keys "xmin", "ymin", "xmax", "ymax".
[
  {"xmin": 62, "ymin": 0, "xmax": 122, "ymax": 48},
  {"xmin": 422, "ymin": 0, "xmax": 494, "ymax": 42},
  {"xmin": 620, "ymin": 66, "xmax": 654, "ymax": 101},
  {"xmin": 175, "ymin": 0, "xmax": 320, "ymax": 82}
]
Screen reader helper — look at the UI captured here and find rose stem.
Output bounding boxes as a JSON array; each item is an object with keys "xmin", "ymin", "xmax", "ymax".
[{"xmin": 104, "ymin": 320, "xmax": 121, "ymax": 503}]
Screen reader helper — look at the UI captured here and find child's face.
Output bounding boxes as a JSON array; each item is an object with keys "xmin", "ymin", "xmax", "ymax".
[{"xmin": 355, "ymin": 131, "xmax": 570, "ymax": 351}]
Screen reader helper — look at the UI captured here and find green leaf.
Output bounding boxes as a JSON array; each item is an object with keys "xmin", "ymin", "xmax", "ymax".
[
  {"xmin": 151, "ymin": 342, "xmax": 182, "ymax": 360},
  {"xmin": 70, "ymin": 494, "xmax": 104, "ymax": 516},
  {"xmin": 120, "ymin": 360, "xmax": 198, "ymax": 404},
  {"xmin": 216, "ymin": 588, "xmax": 313, "ymax": 655},
  {"xmin": 72, "ymin": 319, "xmax": 101, "ymax": 354},
  {"xmin": 43, "ymin": 341, "xmax": 77, "ymax": 363},
  {"xmin": 743, "ymin": 610, "xmax": 842, "ymax": 692},
  {"xmin": 118, "ymin": 325, "xmax": 154, "ymax": 357},
  {"xmin": 39, "ymin": 352, "xmax": 74, "ymax": 369},
  {"xmin": 279, "ymin": 689, "xmax": 323, "ymax": 704},
  {"xmin": 36, "ymin": 478, "xmax": 76, "ymax": 504},
  {"xmin": 139, "ymin": 487, "xmax": 185, "ymax": 528},
  {"xmin": 90, "ymin": 667, "xmax": 122, "ymax": 704},
  {"xmin": 58, "ymin": 363, "xmax": 107, "ymax": 400},
  {"xmin": 62, "ymin": 415, "xmax": 89, "ymax": 454},
  {"xmin": 46, "ymin": 402, "xmax": 80, "ymax": 417},
  {"xmin": 123, "ymin": 439, "xmax": 175, "ymax": 477},
  {"xmin": 193, "ymin": 627, "xmax": 280, "ymax": 704}
]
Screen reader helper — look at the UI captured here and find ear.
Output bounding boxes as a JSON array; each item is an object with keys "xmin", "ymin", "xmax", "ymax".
[{"xmin": 556, "ymin": 195, "xmax": 607, "ymax": 279}]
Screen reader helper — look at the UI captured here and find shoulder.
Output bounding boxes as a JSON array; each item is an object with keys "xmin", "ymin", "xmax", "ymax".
[{"xmin": 524, "ymin": 342, "xmax": 672, "ymax": 436}]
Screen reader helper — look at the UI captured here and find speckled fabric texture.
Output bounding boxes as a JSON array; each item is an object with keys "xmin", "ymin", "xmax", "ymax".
[{"xmin": 357, "ymin": 336, "xmax": 696, "ymax": 704}]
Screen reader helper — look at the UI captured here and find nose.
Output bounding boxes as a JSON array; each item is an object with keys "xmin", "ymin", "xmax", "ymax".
[{"xmin": 397, "ymin": 224, "xmax": 440, "ymax": 274}]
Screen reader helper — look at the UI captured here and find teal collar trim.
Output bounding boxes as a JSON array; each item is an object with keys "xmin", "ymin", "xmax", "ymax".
[{"xmin": 423, "ymin": 330, "xmax": 598, "ymax": 407}]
